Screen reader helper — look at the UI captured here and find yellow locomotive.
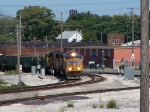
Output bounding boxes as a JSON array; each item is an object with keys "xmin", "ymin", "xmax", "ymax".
[{"xmin": 45, "ymin": 50, "xmax": 83, "ymax": 79}]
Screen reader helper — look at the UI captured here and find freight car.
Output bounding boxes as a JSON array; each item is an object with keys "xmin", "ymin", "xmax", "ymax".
[
  {"xmin": 45, "ymin": 50, "xmax": 83, "ymax": 79},
  {"xmin": 0, "ymin": 55, "xmax": 45, "ymax": 72}
]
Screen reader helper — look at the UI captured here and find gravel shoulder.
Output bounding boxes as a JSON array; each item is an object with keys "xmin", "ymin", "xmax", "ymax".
[{"xmin": 0, "ymin": 73, "xmax": 148, "ymax": 112}]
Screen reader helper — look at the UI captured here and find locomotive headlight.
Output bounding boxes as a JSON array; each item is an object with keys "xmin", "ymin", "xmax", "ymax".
[
  {"xmin": 68, "ymin": 67, "xmax": 72, "ymax": 71},
  {"xmin": 71, "ymin": 53, "xmax": 76, "ymax": 57},
  {"xmin": 77, "ymin": 67, "xmax": 81, "ymax": 70}
]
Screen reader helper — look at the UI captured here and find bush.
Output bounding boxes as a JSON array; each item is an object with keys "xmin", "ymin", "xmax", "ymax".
[
  {"xmin": 67, "ymin": 102, "xmax": 74, "ymax": 107},
  {"xmin": 92, "ymin": 103, "xmax": 98, "ymax": 108},
  {"xmin": 106, "ymin": 99, "xmax": 118, "ymax": 109},
  {"xmin": 99, "ymin": 103, "xmax": 104, "ymax": 108}
]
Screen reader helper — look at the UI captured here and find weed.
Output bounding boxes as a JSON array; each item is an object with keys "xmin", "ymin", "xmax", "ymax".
[
  {"xmin": 92, "ymin": 103, "xmax": 98, "ymax": 108},
  {"xmin": 0, "ymin": 79, "xmax": 8, "ymax": 84},
  {"xmin": 67, "ymin": 102, "xmax": 74, "ymax": 107},
  {"xmin": 59, "ymin": 106, "xmax": 66, "ymax": 112},
  {"xmin": 106, "ymin": 99, "xmax": 118, "ymax": 109},
  {"xmin": 34, "ymin": 93, "xmax": 38, "ymax": 98},
  {"xmin": 99, "ymin": 103, "xmax": 104, "ymax": 108},
  {"xmin": 5, "ymin": 70, "xmax": 18, "ymax": 75},
  {"xmin": 98, "ymin": 96, "xmax": 104, "ymax": 108}
]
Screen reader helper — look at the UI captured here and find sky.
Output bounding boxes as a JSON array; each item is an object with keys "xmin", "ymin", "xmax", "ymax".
[{"xmin": 0, "ymin": 0, "xmax": 144, "ymax": 21}]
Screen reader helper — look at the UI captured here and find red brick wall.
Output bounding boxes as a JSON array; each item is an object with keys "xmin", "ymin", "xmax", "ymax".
[
  {"xmin": 64, "ymin": 48, "xmax": 114, "ymax": 67},
  {"xmin": 107, "ymin": 34, "xmax": 124, "ymax": 46},
  {"xmin": 0, "ymin": 46, "xmax": 60, "ymax": 57}
]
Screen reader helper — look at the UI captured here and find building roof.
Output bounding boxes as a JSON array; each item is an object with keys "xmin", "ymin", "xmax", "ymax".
[
  {"xmin": 63, "ymin": 42, "xmax": 109, "ymax": 47},
  {"xmin": 121, "ymin": 40, "xmax": 150, "ymax": 46},
  {"xmin": 56, "ymin": 30, "xmax": 81, "ymax": 39}
]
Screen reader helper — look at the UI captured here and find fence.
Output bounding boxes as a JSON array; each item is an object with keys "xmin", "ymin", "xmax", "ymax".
[{"xmin": 113, "ymin": 60, "xmax": 140, "ymax": 69}]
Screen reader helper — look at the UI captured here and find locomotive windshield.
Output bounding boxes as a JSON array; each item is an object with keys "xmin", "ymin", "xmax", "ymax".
[{"xmin": 64, "ymin": 51, "xmax": 83, "ymax": 59}]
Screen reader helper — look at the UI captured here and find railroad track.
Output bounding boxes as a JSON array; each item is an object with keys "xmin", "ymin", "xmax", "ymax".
[
  {"xmin": 0, "ymin": 74, "xmax": 104, "ymax": 94},
  {"xmin": 0, "ymin": 74, "xmax": 105, "ymax": 105},
  {"xmin": 0, "ymin": 84, "xmax": 141, "ymax": 106}
]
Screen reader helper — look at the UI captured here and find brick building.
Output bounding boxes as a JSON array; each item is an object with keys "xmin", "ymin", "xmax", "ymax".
[
  {"xmin": 0, "ymin": 41, "xmax": 143, "ymax": 68},
  {"xmin": 107, "ymin": 34, "xmax": 124, "ymax": 46}
]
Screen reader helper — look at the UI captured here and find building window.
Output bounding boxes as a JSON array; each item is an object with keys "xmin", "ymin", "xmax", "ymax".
[
  {"xmin": 96, "ymin": 49, "xmax": 98, "ymax": 56},
  {"xmin": 112, "ymin": 39, "xmax": 115, "ymax": 44},
  {"xmin": 90, "ymin": 49, "xmax": 92, "ymax": 56},
  {"xmin": 84, "ymin": 49, "xmax": 86, "ymax": 56},
  {"xmin": 116, "ymin": 39, "xmax": 119, "ymax": 44},
  {"xmin": 109, "ymin": 39, "xmax": 111, "ymax": 44}
]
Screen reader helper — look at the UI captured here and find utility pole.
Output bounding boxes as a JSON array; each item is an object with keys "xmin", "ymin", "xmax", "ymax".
[
  {"xmin": 46, "ymin": 36, "xmax": 48, "ymax": 52},
  {"xmin": 19, "ymin": 15, "xmax": 22, "ymax": 55},
  {"xmin": 76, "ymin": 27, "xmax": 78, "ymax": 41},
  {"xmin": 127, "ymin": 7, "xmax": 138, "ymax": 67},
  {"xmin": 140, "ymin": 0, "xmax": 149, "ymax": 111},
  {"xmin": 126, "ymin": 25, "xmax": 128, "ymax": 46},
  {"xmin": 111, "ymin": 33, "xmax": 113, "ymax": 46},
  {"xmin": 17, "ymin": 24, "xmax": 21, "ymax": 87},
  {"xmin": 101, "ymin": 31, "xmax": 103, "ymax": 43},
  {"xmin": 60, "ymin": 12, "xmax": 63, "ymax": 52}
]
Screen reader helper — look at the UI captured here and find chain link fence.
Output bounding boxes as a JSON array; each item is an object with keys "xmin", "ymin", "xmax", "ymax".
[{"xmin": 113, "ymin": 60, "xmax": 140, "ymax": 69}]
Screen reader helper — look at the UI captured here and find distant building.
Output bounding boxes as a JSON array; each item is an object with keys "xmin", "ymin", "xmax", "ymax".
[
  {"xmin": 56, "ymin": 31, "xmax": 82, "ymax": 43},
  {"xmin": 107, "ymin": 34, "xmax": 124, "ymax": 46},
  {"xmin": 97, "ymin": 33, "xmax": 125, "ymax": 46},
  {"xmin": 69, "ymin": 9, "xmax": 78, "ymax": 17}
]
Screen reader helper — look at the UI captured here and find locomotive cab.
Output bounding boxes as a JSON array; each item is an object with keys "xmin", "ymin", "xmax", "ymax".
[{"xmin": 64, "ymin": 50, "xmax": 83, "ymax": 79}]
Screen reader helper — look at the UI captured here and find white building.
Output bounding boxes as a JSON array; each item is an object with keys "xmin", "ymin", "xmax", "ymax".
[{"xmin": 56, "ymin": 31, "xmax": 82, "ymax": 43}]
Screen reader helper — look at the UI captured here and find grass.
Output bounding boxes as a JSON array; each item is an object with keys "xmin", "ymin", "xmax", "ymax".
[
  {"xmin": 98, "ymin": 96, "xmax": 104, "ymax": 108},
  {"xmin": 106, "ymin": 99, "xmax": 118, "ymax": 109},
  {"xmin": 92, "ymin": 103, "xmax": 98, "ymax": 108},
  {"xmin": 0, "ymin": 80, "xmax": 27, "ymax": 90},
  {"xmin": 0, "ymin": 79, "xmax": 8, "ymax": 84},
  {"xmin": 99, "ymin": 102, "xmax": 105, "ymax": 108},
  {"xmin": 5, "ymin": 70, "xmax": 18, "ymax": 75},
  {"xmin": 34, "ymin": 93, "xmax": 38, "ymax": 98},
  {"xmin": 67, "ymin": 102, "xmax": 74, "ymax": 107}
]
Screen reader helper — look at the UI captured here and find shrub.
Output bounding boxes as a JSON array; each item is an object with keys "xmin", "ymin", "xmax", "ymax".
[
  {"xmin": 106, "ymin": 99, "xmax": 118, "ymax": 109},
  {"xmin": 92, "ymin": 103, "xmax": 98, "ymax": 108},
  {"xmin": 67, "ymin": 102, "xmax": 74, "ymax": 107},
  {"xmin": 99, "ymin": 103, "xmax": 104, "ymax": 108}
]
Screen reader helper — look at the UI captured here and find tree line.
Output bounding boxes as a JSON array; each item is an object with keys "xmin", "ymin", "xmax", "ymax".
[{"xmin": 0, "ymin": 6, "xmax": 147, "ymax": 43}]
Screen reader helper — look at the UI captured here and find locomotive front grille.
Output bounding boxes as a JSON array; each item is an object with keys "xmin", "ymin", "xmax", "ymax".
[
  {"xmin": 72, "ymin": 65, "xmax": 77, "ymax": 70},
  {"xmin": 69, "ymin": 61, "xmax": 79, "ymax": 70}
]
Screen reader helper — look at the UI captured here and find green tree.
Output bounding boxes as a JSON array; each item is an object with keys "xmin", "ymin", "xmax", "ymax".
[
  {"xmin": 65, "ymin": 11, "xmax": 142, "ymax": 43},
  {"xmin": 16, "ymin": 6, "xmax": 58, "ymax": 41},
  {"xmin": 0, "ymin": 13, "xmax": 17, "ymax": 42}
]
